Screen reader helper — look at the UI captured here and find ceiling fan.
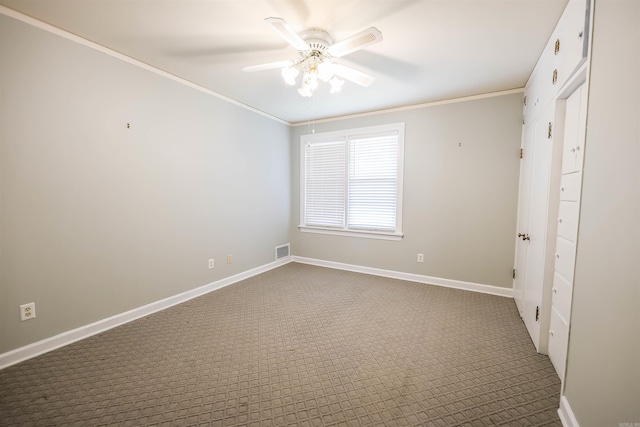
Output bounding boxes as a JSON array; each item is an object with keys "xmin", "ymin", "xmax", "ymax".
[{"xmin": 242, "ymin": 17, "xmax": 383, "ymax": 97}]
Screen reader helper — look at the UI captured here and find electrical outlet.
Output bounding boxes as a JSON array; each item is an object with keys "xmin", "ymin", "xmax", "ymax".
[
  {"xmin": 417, "ymin": 253, "xmax": 424, "ymax": 263},
  {"xmin": 208, "ymin": 259, "xmax": 214, "ymax": 269},
  {"xmin": 20, "ymin": 302, "xmax": 36, "ymax": 321},
  {"xmin": 226, "ymin": 254, "xmax": 232, "ymax": 264}
]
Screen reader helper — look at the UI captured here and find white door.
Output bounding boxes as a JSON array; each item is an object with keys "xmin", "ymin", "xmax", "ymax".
[
  {"xmin": 513, "ymin": 123, "xmax": 535, "ymax": 314},
  {"xmin": 521, "ymin": 104, "xmax": 555, "ymax": 350}
]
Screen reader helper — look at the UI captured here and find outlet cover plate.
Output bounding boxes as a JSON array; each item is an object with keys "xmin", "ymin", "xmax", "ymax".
[{"xmin": 20, "ymin": 302, "xmax": 36, "ymax": 321}]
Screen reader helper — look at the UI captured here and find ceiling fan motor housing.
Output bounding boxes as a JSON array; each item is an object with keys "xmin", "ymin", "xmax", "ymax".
[{"xmin": 299, "ymin": 28, "xmax": 334, "ymax": 54}]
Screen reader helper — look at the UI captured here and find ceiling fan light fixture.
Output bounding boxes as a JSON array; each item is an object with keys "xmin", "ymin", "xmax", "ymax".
[
  {"xmin": 244, "ymin": 17, "xmax": 382, "ymax": 98},
  {"xmin": 317, "ymin": 60, "xmax": 334, "ymax": 82},
  {"xmin": 281, "ymin": 66, "xmax": 299, "ymax": 85},
  {"xmin": 304, "ymin": 71, "xmax": 319, "ymax": 90},
  {"xmin": 329, "ymin": 76, "xmax": 344, "ymax": 94},
  {"xmin": 298, "ymin": 83, "xmax": 313, "ymax": 98}
]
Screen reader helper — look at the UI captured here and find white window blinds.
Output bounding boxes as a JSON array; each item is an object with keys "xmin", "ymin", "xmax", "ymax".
[
  {"xmin": 300, "ymin": 123, "xmax": 404, "ymax": 240},
  {"xmin": 304, "ymin": 139, "xmax": 346, "ymax": 228},
  {"xmin": 348, "ymin": 132, "xmax": 398, "ymax": 231}
]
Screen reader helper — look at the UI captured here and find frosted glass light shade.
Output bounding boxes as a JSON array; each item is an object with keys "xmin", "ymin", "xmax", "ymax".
[{"xmin": 281, "ymin": 66, "xmax": 299, "ymax": 86}]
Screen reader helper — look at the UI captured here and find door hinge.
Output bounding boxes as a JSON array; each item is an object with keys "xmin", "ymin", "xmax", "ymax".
[
  {"xmin": 523, "ymin": 95, "xmax": 527, "ymax": 106},
  {"xmin": 520, "ymin": 148, "xmax": 523, "ymax": 159},
  {"xmin": 535, "ymin": 306, "xmax": 540, "ymax": 322},
  {"xmin": 554, "ymin": 38, "xmax": 560, "ymax": 55},
  {"xmin": 512, "ymin": 268, "xmax": 517, "ymax": 279},
  {"xmin": 548, "ymin": 122, "xmax": 553, "ymax": 139}
]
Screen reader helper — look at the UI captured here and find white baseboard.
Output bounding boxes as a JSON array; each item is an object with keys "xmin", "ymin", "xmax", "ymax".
[
  {"xmin": 558, "ymin": 395, "xmax": 580, "ymax": 427},
  {"xmin": 0, "ymin": 257, "xmax": 292, "ymax": 370},
  {"xmin": 292, "ymin": 256, "xmax": 513, "ymax": 298}
]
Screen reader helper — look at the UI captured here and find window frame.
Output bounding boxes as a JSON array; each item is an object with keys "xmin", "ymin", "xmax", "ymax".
[{"xmin": 299, "ymin": 122, "xmax": 405, "ymax": 241}]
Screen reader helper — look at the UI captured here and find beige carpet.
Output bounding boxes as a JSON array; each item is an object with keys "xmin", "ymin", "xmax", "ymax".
[{"xmin": 0, "ymin": 262, "xmax": 561, "ymax": 426}]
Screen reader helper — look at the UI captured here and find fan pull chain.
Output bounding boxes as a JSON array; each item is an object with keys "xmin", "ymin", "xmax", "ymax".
[
  {"xmin": 307, "ymin": 96, "xmax": 311, "ymax": 135},
  {"xmin": 312, "ymin": 94, "xmax": 315, "ymax": 134},
  {"xmin": 307, "ymin": 93, "xmax": 315, "ymax": 134}
]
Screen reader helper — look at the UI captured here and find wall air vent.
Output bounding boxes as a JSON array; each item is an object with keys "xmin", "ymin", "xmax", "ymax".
[{"xmin": 275, "ymin": 243, "xmax": 290, "ymax": 260}]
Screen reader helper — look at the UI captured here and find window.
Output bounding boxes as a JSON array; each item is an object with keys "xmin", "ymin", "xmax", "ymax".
[{"xmin": 299, "ymin": 123, "xmax": 404, "ymax": 240}]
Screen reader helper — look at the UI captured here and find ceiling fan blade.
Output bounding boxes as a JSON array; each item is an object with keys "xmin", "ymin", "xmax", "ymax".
[
  {"xmin": 242, "ymin": 59, "xmax": 297, "ymax": 72},
  {"xmin": 327, "ymin": 27, "xmax": 383, "ymax": 58},
  {"xmin": 265, "ymin": 17, "xmax": 309, "ymax": 51},
  {"xmin": 333, "ymin": 64, "xmax": 375, "ymax": 87}
]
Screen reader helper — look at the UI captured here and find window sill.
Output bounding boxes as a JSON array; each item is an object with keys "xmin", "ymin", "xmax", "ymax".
[{"xmin": 298, "ymin": 225, "xmax": 404, "ymax": 241}]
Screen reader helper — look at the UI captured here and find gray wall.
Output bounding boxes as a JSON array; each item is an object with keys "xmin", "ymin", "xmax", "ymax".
[
  {"xmin": 563, "ymin": 0, "xmax": 640, "ymax": 425},
  {"xmin": 290, "ymin": 94, "xmax": 523, "ymax": 288},
  {"xmin": 0, "ymin": 15, "xmax": 291, "ymax": 353}
]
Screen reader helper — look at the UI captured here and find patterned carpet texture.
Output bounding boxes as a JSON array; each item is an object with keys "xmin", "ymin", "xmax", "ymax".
[{"xmin": 0, "ymin": 262, "xmax": 561, "ymax": 426}]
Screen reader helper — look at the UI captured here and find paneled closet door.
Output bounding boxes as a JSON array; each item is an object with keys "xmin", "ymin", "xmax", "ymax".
[
  {"xmin": 521, "ymin": 104, "xmax": 556, "ymax": 350},
  {"xmin": 513, "ymin": 123, "xmax": 536, "ymax": 314},
  {"xmin": 558, "ymin": 0, "xmax": 589, "ymax": 86}
]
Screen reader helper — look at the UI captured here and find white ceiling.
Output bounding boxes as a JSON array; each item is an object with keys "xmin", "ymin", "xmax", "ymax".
[{"xmin": 0, "ymin": 0, "xmax": 568, "ymax": 124}]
